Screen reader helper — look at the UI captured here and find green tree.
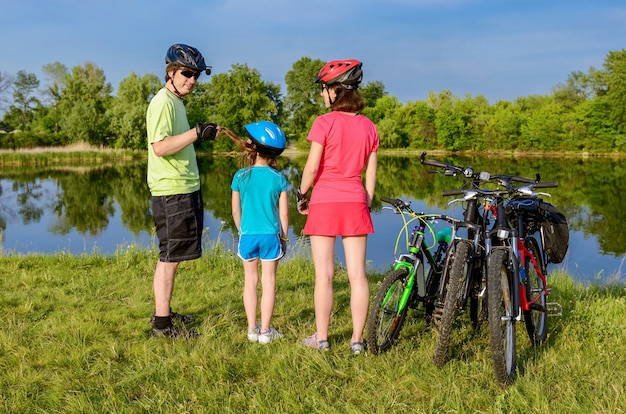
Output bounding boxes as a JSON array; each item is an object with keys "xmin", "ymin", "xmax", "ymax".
[
  {"xmin": 484, "ymin": 100, "xmax": 522, "ymax": 151},
  {"xmin": 361, "ymin": 95, "xmax": 403, "ymax": 148},
  {"xmin": 10, "ymin": 70, "xmax": 40, "ymax": 131},
  {"xmin": 397, "ymin": 100, "xmax": 437, "ymax": 149},
  {"xmin": 265, "ymin": 82, "xmax": 284, "ymax": 126},
  {"xmin": 191, "ymin": 64, "xmax": 279, "ymax": 152},
  {"xmin": 185, "ymin": 82, "xmax": 212, "ymax": 127},
  {"xmin": 284, "ymin": 57, "xmax": 326, "ymax": 145},
  {"xmin": 552, "ymin": 70, "xmax": 594, "ymax": 108},
  {"xmin": 42, "ymin": 62, "xmax": 68, "ymax": 135},
  {"xmin": 598, "ymin": 49, "xmax": 626, "ymax": 137},
  {"xmin": 57, "ymin": 62, "xmax": 113, "ymax": 145},
  {"xmin": 361, "ymin": 80, "xmax": 386, "ymax": 108},
  {"xmin": 430, "ymin": 90, "xmax": 477, "ymax": 151},
  {"xmin": 107, "ymin": 72, "xmax": 161, "ymax": 149},
  {"xmin": 518, "ymin": 96, "xmax": 565, "ymax": 151},
  {"xmin": 462, "ymin": 94, "xmax": 492, "ymax": 151}
]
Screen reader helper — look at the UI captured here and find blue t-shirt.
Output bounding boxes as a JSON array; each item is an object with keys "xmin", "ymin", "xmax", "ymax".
[{"xmin": 231, "ymin": 166, "xmax": 288, "ymax": 235}]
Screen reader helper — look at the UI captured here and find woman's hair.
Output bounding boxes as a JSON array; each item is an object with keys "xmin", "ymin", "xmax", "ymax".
[
  {"xmin": 220, "ymin": 128, "xmax": 278, "ymax": 169},
  {"xmin": 329, "ymin": 84, "xmax": 366, "ymax": 112}
]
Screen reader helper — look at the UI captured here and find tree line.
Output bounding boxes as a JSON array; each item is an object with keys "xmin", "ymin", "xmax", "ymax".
[{"xmin": 1, "ymin": 50, "xmax": 625, "ymax": 153}]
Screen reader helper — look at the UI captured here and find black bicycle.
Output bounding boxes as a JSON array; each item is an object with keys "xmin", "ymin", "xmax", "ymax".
[
  {"xmin": 420, "ymin": 153, "xmax": 492, "ymax": 367},
  {"xmin": 366, "ymin": 196, "xmax": 461, "ymax": 355}
]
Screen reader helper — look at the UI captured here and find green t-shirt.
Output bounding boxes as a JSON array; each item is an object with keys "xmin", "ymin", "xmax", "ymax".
[{"xmin": 146, "ymin": 87, "xmax": 200, "ymax": 196}]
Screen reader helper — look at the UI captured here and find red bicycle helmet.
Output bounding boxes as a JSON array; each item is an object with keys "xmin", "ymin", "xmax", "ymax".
[{"xmin": 315, "ymin": 59, "xmax": 363, "ymax": 89}]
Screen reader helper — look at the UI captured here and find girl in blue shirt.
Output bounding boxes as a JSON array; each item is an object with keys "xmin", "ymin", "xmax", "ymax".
[{"xmin": 228, "ymin": 121, "xmax": 289, "ymax": 344}]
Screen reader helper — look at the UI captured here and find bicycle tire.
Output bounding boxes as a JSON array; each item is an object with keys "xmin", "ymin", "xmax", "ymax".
[
  {"xmin": 487, "ymin": 248, "xmax": 517, "ymax": 387},
  {"xmin": 366, "ymin": 267, "xmax": 412, "ymax": 355},
  {"xmin": 433, "ymin": 240, "xmax": 471, "ymax": 367},
  {"xmin": 523, "ymin": 237, "xmax": 548, "ymax": 345}
]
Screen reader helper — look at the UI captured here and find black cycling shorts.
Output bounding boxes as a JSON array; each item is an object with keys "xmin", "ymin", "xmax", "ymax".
[{"xmin": 152, "ymin": 190, "xmax": 204, "ymax": 262}]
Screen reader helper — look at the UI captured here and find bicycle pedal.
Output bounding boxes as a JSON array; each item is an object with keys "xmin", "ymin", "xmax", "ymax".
[
  {"xmin": 546, "ymin": 302, "xmax": 563, "ymax": 317},
  {"xmin": 530, "ymin": 303, "xmax": 547, "ymax": 312}
]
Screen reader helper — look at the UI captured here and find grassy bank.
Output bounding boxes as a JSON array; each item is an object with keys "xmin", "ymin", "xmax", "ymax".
[
  {"xmin": 0, "ymin": 143, "xmax": 143, "ymax": 166},
  {"xmin": 1, "ymin": 245, "xmax": 625, "ymax": 413}
]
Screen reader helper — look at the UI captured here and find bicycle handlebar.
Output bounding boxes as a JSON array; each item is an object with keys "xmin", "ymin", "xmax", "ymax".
[
  {"xmin": 380, "ymin": 196, "xmax": 401, "ymax": 205},
  {"xmin": 420, "ymin": 151, "xmax": 559, "ymax": 190},
  {"xmin": 380, "ymin": 196, "xmax": 411, "ymax": 211},
  {"xmin": 419, "ymin": 152, "xmax": 450, "ymax": 169},
  {"xmin": 441, "ymin": 181, "xmax": 557, "ymax": 199},
  {"xmin": 442, "ymin": 189, "xmax": 466, "ymax": 196}
]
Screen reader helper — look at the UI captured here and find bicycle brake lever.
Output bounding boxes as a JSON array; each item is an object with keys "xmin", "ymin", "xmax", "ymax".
[{"xmin": 447, "ymin": 198, "xmax": 465, "ymax": 206}]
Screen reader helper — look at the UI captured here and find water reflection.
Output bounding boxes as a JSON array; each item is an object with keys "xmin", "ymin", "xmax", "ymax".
[{"xmin": 0, "ymin": 154, "xmax": 624, "ymax": 283}]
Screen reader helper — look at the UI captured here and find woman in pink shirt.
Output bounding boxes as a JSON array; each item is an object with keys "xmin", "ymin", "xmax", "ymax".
[{"xmin": 297, "ymin": 59, "xmax": 379, "ymax": 354}]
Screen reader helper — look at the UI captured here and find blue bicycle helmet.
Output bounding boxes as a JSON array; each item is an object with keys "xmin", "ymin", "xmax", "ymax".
[
  {"xmin": 244, "ymin": 121, "xmax": 286, "ymax": 158},
  {"xmin": 165, "ymin": 44, "xmax": 212, "ymax": 75}
]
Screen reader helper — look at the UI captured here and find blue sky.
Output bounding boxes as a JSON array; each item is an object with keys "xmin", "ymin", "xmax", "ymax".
[{"xmin": 1, "ymin": 0, "xmax": 625, "ymax": 105}]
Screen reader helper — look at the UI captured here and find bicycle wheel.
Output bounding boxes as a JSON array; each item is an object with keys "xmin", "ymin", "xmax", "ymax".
[
  {"xmin": 523, "ymin": 237, "xmax": 547, "ymax": 345},
  {"xmin": 487, "ymin": 248, "xmax": 516, "ymax": 387},
  {"xmin": 366, "ymin": 267, "xmax": 412, "ymax": 355},
  {"xmin": 433, "ymin": 240, "xmax": 471, "ymax": 367}
]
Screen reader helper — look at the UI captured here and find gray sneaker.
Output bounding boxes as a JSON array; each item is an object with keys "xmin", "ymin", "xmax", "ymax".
[
  {"xmin": 247, "ymin": 324, "xmax": 260, "ymax": 342},
  {"xmin": 302, "ymin": 333, "xmax": 330, "ymax": 351},
  {"xmin": 258, "ymin": 327, "xmax": 284, "ymax": 344}
]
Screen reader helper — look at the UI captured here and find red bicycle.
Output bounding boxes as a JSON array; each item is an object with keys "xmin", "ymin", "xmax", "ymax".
[{"xmin": 484, "ymin": 177, "xmax": 567, "ymax": 387}]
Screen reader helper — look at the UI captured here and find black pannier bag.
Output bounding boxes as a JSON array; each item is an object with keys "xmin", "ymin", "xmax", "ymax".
[
  {"xmin": 506, "ymin": 197, "xmax": 570, "ymax": 264},
  {"xmin": 538, "ymin": 200, "xmax": 569, "ymax": 264}
]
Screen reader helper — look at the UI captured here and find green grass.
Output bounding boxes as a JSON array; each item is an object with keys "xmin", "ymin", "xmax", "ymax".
[
  {"xmin": 0, "ymin": 144, "xmax": 143, "ymax": 166},
  {"xmin": 1, "ymin": 243, "xmax": 625, "ymax": 413}
]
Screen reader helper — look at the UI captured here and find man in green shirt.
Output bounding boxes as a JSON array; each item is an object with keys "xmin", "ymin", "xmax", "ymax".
[{"xmin": 146, "ymin": 43, "xmax": 218, "ymax": 338}]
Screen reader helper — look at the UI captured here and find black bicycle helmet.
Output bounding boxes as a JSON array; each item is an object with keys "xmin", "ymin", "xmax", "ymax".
[
  {"xmin": 315, "ymin": 59, "xmax": 363, "ymax": 89},
  {"xmin": 165, "ymin": 44, "xmax": 211, "ymax": 75}
]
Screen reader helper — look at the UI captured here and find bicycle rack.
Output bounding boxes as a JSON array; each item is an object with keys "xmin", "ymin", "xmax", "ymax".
[{"xmin": 546, "ymin": 302, "xmax": 563, "ymax": 317}]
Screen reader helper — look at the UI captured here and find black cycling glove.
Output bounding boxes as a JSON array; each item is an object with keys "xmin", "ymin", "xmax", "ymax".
[{"xmin": 196, "ymin": 122, "xmax": 218, "ymax": 141}]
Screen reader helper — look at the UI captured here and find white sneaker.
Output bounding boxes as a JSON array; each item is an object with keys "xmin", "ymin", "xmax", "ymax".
[
  {"xmin": 247, "ymin": 324, "xmax": 260, "ymax": 342},
  {"xmin": 258, "ymin": 327, "xmax": 283, "ymax": 344}
]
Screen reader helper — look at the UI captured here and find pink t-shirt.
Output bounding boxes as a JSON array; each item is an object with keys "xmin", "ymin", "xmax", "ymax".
[{"xmin": 307, "ymin": 111, "xmax": 379, "ymax": 204}]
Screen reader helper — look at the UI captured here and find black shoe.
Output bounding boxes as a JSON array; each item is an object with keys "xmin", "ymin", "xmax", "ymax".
[
  {"xmin": 150, "ymin": 324, "xmax": 199, "ymax": 338},
  {"xmin": 149, "ymin": 311, "xmax": 195, "ymax": 326},
  {"xmin": 171, "ymin": 311, "xmax": 195, "ymax": 325}
]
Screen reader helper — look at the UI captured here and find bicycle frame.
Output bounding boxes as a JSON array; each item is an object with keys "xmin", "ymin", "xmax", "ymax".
[
  {"xmin": 385, "ymin": 213, "xmax": 453, "ymax": 312},
  {"xmin": 367, "ymin": 197, "xmax": 458, "ymax": 355},
  {"xmin": 517, "ymin": 238, "xmax": 549, "ymax": 312}
]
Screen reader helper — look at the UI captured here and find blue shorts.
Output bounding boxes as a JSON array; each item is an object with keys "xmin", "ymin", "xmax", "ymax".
[{"xmin": 237, "ymin": 234, "xmax": 283, "ymax": 261}]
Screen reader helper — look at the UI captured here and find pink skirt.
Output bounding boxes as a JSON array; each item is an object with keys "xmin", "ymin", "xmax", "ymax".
[{"xmin": 303, "ymin": 202, "xmax": 374, "ymax": 236}]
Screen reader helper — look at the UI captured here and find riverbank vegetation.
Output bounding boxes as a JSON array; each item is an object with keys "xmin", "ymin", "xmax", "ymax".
[
  {"xmin": 2, "ymin": 50, "xmax": 626, "ymax": 155},
  {"xmin": 1, "ymin": 245, "xmax": 624, "ymax": 413}
]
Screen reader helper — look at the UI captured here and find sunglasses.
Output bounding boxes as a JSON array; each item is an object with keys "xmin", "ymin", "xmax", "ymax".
[
  {"xmin": 178, "ymin": 66, "xmax": 213, "ymax": 80},
  {"xmin": 179, "ymin": 69, "xmax": 201, "ymax": 80}
]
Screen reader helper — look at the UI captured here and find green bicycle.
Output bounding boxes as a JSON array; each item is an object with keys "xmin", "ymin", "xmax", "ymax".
[{"xmin": 366, "ymin": 196, "xmax": 461, "ymax": 354}]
